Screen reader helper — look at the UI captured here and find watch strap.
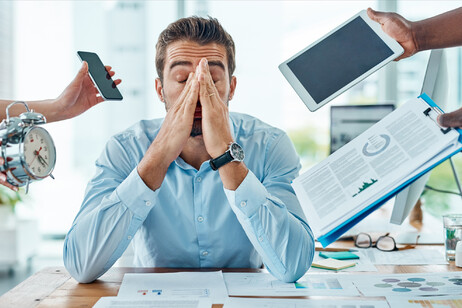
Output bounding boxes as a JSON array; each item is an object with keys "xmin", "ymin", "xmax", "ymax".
[{"xmin": 209, "ymin": 150, "xmax": 234, "ymax": 171}]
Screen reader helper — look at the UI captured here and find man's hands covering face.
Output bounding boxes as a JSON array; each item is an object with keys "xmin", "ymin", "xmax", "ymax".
[
  {"xmin": 155, "ymin": 72, "xmax": 199, "ymax": 166},
  {"xmin": 138, "ymin": 58, "xmax": 234, "ymax": 190},
  {"xmin": 159, "ymin": 57, "xmax": 232, "ymax": 162},
  {"xmin": 137, "ymin": 73, "xmax": 199, "ymax": 190},
  {"xmin": 197, "ymin": 58, "xmax": 234, "ymax": 158}
]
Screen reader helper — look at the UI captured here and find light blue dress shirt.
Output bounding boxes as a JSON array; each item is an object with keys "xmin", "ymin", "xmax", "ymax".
[{"xmin": 63, "ymin": 112, "xmax": 315, "ymax": 283}]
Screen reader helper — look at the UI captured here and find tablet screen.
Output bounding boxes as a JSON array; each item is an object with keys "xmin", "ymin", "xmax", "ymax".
[{"xmin": 287, "ymin": 16, "xmax": 394, "ymax": 104}]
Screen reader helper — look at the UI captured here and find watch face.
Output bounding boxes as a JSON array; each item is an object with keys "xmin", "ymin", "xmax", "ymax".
[
  {"xmin": 230, "ymin": 143, "xmax": 245, "ymax": 161},
  {"xmin": 23, "ymin": 127, "xmax": 56, "ymax": 178}
]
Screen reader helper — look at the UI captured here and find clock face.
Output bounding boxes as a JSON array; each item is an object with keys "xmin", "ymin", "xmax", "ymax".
[{"xmin": 23, "ymin": 127, "xmax": 56, "ymax": 178}]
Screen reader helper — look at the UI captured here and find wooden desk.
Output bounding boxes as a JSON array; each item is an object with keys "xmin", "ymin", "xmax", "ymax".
[{"xmin": 1, "ymin": 246, "xmax": 461, "ymax": 308}]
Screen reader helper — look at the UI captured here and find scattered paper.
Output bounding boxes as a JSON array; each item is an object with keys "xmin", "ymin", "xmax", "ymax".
[
  {"xmin": 223, "ymin": 297, "xmax": 389, "ymax": 308},
  {"xmin": 118, "ymin": 272, "xmax": 228, "ymax": 303},
  {"xmin": 223, "ymin": 272, "xmax": 359, "ymax": 297},
  {"xmin": 93, "ymin": 297, "xmax": 212, "ymax": 308},
  {"xmin": 395, "ymin": 231, "xmax": 444, "ymax": 245},
  {"xmin": 347, "ymin": 272, "xmax": 462, "ymax": 296},
  {"xmin": 359, "ymin": 246, "xmax": 447, "ymax": 265},
  {"xmin": 386, "ymin": 295, "xmax": 462, "ymax": 308}
]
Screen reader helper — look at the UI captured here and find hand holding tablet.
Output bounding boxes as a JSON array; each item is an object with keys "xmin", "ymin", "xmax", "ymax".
[{"xmin": 279, "ymin": 10, "xmax": 404, "ymax": 112}]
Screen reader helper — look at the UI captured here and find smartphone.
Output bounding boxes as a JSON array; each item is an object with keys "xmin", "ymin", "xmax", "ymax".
[{"xmin": 77, "ymin": 51, "xmax": 123, "ymax": 101}]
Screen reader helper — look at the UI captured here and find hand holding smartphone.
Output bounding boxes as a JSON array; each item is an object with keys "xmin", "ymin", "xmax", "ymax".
[{"xmin": 77, "ymin": 51, "xmax": 123, "ymax": 101}]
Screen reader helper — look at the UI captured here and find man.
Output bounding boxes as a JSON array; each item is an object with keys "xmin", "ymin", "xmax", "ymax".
[
  {"xmin": 367, "ymin": 7, "xmax": 462, "ymax": 127},
  {"xmin": 63, "ymin": 16, "xmax": 315, "ymax": 283},
  {"xmin": 0, "ymin": 62, "xmax": 121, "ymax": 191}
]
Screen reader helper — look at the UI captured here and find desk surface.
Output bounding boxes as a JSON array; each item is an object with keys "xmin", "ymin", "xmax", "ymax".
[{"xmin": 1, "ymin": 245, "xmax": 461, "ymax": 308}]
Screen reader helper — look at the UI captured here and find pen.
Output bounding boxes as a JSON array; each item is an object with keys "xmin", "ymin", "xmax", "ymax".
[{"xmin": 315, "ymin": 247, "xmax": 357, "ymax": 252}]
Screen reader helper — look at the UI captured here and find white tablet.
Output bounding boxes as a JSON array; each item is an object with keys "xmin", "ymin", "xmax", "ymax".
[{"xmin": 279, "ymin": 10, "xmax": 404, "ymax": 112}]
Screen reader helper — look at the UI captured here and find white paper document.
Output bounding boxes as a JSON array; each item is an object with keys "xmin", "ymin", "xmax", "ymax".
[
  {"xmin": 223, "ymin": 272, "xmax": 359, "ymax": 297},
  {"xmin": 118, "ymin": 272, "xmax": 228, "ymax": 303},
  {"xmin": 292, "ymin": 97, "xmax": 462, "ymax": 242},
  {"xmin": 360, "ymin": 246, "xmax": 447, "ymax": 265},
  {"xmin": 93, "ymin": 297, "xmax": 212, "ymax": 308},
  {"xmin": 348, "ymin": 272, "xmax": 462, "ymax": 296},
  {"xmin": 386, "ymin": 295, "xmax": 462, "ymax": 308},
  {"xmin": 223, "ymin": 297, "xmax": 389, "ymax": 308},
  {"xmin": 308, "ymin": 250, "xmax": 377, "ymax": 272},
  {"xmin": 396, "ymin": 231, "xmax": 444, "ymax": 245}
]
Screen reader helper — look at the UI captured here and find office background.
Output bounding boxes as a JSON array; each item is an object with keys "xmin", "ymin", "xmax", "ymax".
[{"xmin": 0, "ymin": 0, "xmax": 461, "ymax": 295}]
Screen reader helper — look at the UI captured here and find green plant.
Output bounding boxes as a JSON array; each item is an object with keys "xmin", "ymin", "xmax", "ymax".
[
  {"xmin": 0, "ymin": 186, "xmax": 23, "ymax": 209},
  {"xmin": 422, "ymin": 156, "xmax": 462, "ymax": 217},
  {"xmin": 288, "ymin": 125, "xmax": 329, "ymax": 167}
]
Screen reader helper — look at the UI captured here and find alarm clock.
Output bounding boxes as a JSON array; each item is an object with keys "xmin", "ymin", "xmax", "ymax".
[{"xmin": 0, "ymin": 101, "xmax": 56, "ymax": 191}]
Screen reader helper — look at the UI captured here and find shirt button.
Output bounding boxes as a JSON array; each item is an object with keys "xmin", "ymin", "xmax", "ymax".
[
  {"xmin": 258, "ymin": 236, "xmax": 264, "ymax": 242},
  {"xmin": 128, "ymin": 236, "xmax": 132, "ymax": 240},
  {"xmin": 202, "ymin": 251, "xmax": 208, "ymax": 256},
  {"xmin": 145, "ymin": 201, "xmax": 152, "ymax": 206},
  {"xmin": 196, "ymin": 177, "xmax": 202, "ymax": 183},
  {"xmin": 240, "ymin": 201, "xmax": 247, "ymax": 208},
  {"xmin": 197, "ymin": 216, "xmax": 204, "ymax": 222}
]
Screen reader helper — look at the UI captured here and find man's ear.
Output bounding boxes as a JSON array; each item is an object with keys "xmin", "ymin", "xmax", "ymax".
[
  {"xmin": 155, "ymin": 78, "xmax": 164, "ymax": 102},
  {"xmin": 228, "ymin": 76, "xmax": 237, "ymax": 101}
]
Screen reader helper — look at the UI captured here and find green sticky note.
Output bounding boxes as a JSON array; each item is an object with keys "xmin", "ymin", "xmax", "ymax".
[
  {"xmin": 319, "ymin": 251, "xmax": 359, "ymax": 260},
  {"xmin": 312, "ymin": 258, "xmax": 356, "ymax": 270}
]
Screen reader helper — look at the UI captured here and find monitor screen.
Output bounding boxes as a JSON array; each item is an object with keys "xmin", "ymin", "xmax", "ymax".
[
  {"xmin": 287, "ymin": 17, "xmax": 394, "ymax": 104},
  {"xmin": 330, "ymin": 104, "xmax": 395, "ymax": 154}
]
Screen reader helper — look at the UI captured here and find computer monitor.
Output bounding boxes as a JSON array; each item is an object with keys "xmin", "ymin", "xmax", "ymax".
[
  {"xmin": 390, "ymin": 49, "xmax": 448, "ymax": 225},
  {"xmin": 330, "ymin": 104, "xmax": 395, "ymax": 154}
]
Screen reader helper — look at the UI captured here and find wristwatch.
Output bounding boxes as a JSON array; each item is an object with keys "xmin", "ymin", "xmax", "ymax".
[{"xmin": 209, "ymin": 142, "xmax": 245, "ymax": 171}]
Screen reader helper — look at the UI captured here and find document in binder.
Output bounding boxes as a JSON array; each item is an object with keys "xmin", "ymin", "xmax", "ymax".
[{"xmin": 292, "ymin": 94, "xmax": 462, "ymax": 247}]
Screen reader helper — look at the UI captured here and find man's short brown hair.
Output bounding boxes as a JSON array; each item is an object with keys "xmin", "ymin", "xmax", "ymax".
[{"xmin": 156, "ymin": 16, "xmax": 236, "ymax": 82}]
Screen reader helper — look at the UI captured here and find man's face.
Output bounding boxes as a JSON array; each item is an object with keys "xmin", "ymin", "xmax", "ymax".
[{"xmin": 155, "ymin": 40, "xmax": 236, "ymax": 137}]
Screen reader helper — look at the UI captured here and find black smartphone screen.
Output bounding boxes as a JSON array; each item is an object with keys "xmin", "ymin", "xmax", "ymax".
[{"xmin": 77, "ymin": 51, "xmax": 123, "ymax": 100}]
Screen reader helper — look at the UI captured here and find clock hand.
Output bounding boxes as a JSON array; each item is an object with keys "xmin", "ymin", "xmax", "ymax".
[
  {"xmin": 37, "ymin": 154, "xmax": 48, "ymax": 167},
  {"xmin": 30, "ymin": 147, "xmax": 42, "ymax": 165}
]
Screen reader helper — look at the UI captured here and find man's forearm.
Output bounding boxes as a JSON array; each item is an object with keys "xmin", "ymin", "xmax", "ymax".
[
  {"xmin": 63, "ymin": 198, "xmax": 134, "ymax": 283},
  {"xmin": 137, "ymin": 142, "xmax": 171, "ymax": 191},
  {"xmin": 224, "ymin": 171, "xmax": 315, "ymax": 282},
  {"xmin": 64, "ymin": 166, "xmax": 158, "ymax": 283},
  {"xmin": 414, "ymin": 7, "xmax": 462, "ymax": 52},
  {"xmin": 218, "ymin": 161, "xmax": 248, "ymax": 191}
]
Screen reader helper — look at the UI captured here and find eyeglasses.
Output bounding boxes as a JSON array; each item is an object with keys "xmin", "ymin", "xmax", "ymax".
[{"xmin": 354, "ymin": 232, "xmax": 419, "ymax": 252}]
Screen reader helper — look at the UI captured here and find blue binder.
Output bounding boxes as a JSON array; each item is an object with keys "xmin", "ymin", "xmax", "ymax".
[{"xmin": 318, "ymin": 93, "xmax": 462, "ymax": 247}]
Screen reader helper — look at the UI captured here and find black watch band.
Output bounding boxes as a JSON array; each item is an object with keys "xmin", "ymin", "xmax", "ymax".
[{"xmin": 209, "ymin": 151, "xmax": 234, "ymax": 171}]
